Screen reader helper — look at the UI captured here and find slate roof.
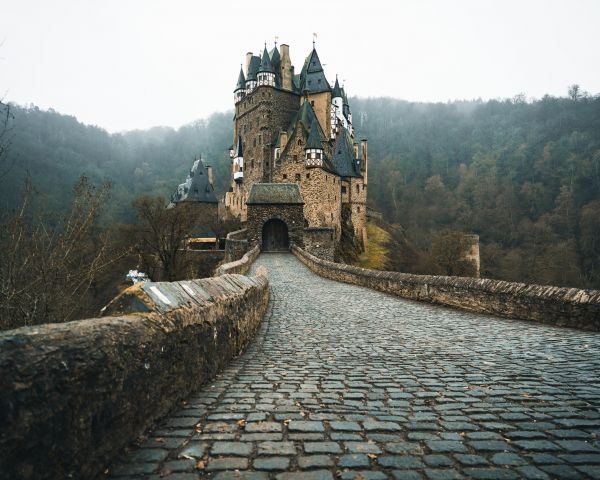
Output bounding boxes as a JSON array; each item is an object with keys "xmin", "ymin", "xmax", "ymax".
[
  {"xmin": 235, "ymin": 67, "xmax": 245, "ymax": 91},
  {"xmin": 306, "ymin": 119, "xmax": 322, "ymax": 149},
  {"xmin": 171, "ymin": 158, "xmax": 218, "ymax": 204},
  {"xmin": 246, "ymin": 183, "xmax": 304, "ymax": 205},
  {"xmin": 332, "ymin": 128, "xmax": 362, "ymax": 178},
  {"xmin": 269, "ymin": 45, "xmax": 281, "ymax": 71},
  {"xmin": 332, "ymin": 76, "xmax": 342, "ymax": 98},
  {"xmin": 299, "ymin": 48, "xmax": 331, "ymax": 94},
  {"xmin": 247, "ymin": 55, "xmax": 261, "ymax": 80},
  {"xmin": 284, "ymin": 101, "xmax": 337, "ymax": 174},
  {"xmin": 258, "ymin": 46, "xmax": 275, "ymax": 73}
]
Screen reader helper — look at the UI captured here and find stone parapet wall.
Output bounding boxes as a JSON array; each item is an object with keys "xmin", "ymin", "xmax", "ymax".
[
  {"xmin": 224, "ymin": 228, "xmax": 249, "ymax": 263},
  {"xmin": 303, "ymin": 227, "xmax": 335, "ymax": 261},
  {"xmin": 0, "ymin": 271, "xmax": 269, "ymax": 480},
  {"xmin": 292, "ymin": 245, "xmax": 600, "ymax": 331},
  {"xmin": 216, "ymin": 244, "xmax": 260, "ymax": 276}
]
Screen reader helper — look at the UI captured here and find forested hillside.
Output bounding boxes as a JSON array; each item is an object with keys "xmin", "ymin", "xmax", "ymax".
[
  {"xmin": 2, "ymin": 91, "xmax": 600, "ymax": 288},
  {"xmin": 354, "ymin": 92, "xmax": 600, "ymax": 288},
  {"xmin": 0, "ymin": 105, "xmax": 232, "ymax": 222}
]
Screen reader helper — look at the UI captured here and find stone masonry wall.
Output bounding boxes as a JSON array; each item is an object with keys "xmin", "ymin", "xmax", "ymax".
[
  {"xmin": 273, "ymin": 132, "xmax": 342, "ymax": 239},
  {"xmin": 303, "ymin": 227, "xmax": 335, "ymax": 261},
  {"xmin": 0, "ymin": 271, "xmax": 269, "ymax": 480},
  {"xmin": 230, "ymin": 85, "xmax": 301, "ymax": 220},
  {"xmin": 292, "ymin": 245, "xmax": 600, "ymax": 331},
  {"xmin": 246, "ymin": 204, "xmax": 304, "ymax": 249},
  {"xmin": 224, "ymin": 228, "xmax": 249, "ymax": 263},
  {"xmin": 216, "ymin": 244, "xmax": 260, "ymax": 276}
]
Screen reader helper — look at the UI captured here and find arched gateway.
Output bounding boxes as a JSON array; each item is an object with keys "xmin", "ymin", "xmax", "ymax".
[
  {"xmin": 262, "ymin": 219, "xmax": 289, "ymax": 251},
  {"xmin": 246, "ymin": 183, "xmax": 305, "ymax": 251}
]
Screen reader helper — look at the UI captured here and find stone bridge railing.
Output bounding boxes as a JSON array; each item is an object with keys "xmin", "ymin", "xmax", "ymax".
[
  {"xmin": 216, "ymin": 244, "xmax": 260, "ymax": 276},
  {"xmin": 223, "ymin": 228, "xmax": 249, "ymax": 264},
  {"xmin": 0, "ymin": 266, "xmax": 268, "ymax": 479},
  {"xmin": 292, "ymin": 244, "xmax": 600, "ymax": 331}
]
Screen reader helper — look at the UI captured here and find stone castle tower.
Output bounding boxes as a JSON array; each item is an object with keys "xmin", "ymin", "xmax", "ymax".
[{"xmin": 224, "ymin": 42, "xmax": 368, "ymax": 250}]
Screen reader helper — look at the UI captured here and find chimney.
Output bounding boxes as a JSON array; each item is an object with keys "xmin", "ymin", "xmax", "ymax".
[
  {"xmin": 280, "ymin": 44, "xmax": 292, "ymax": 91},
  {"xmin": 206, "ymin": 165, "xmax": 214, "ymax": 187},
  {"xmin": 280, "ymin": 130, "xmax": 288, "ymax": 151},
  {"xmin": 245, "ymin": 52, "xmax": 253, "ymax": 76},
  {"xmin": 360, "ymin": 139, "xmax": 368, "ymax": 184}
]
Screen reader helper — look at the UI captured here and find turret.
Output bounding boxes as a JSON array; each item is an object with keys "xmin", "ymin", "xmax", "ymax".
[
  {"xmin": 270, "ymin": 45, "xmax": 281, "ymax": 86},
  {"xmin": 331, "ymin": 76, "xmax": 344, "ymax": 138},
  {"xmin": 257, "ymin": 46, "xmax": 275, "ymax": 87},
  {"xmin": 342, "ymin": 88, "xmax": 350, "ymax": 117},
  {"xmin": 305, "ymin": 121, "xmax": 323, "ymax": 168},
  {"xmin": 233, "ymin": 135, "xmax": 244, "ymax": 183},
  {"xmin": 332, "ymin": 76, "xmax": 343, "ymax": 101},
  {"xmin": 246, "ymin": 55, "xmax": 259, "ymax": 93},
  {"xmin": 234, "ymin": 66, "xmax": 246, "ymax": 103}
]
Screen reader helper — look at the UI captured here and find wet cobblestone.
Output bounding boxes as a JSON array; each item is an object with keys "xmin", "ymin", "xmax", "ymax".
[{"xmin": 109, "ymin": 254, "xmax": 600, "ymax": 479}]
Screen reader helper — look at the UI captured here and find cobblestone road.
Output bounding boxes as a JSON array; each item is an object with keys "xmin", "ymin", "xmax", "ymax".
[{"xmin": 110, "ymin": 254, "xmax": 600, "ymax": 480}]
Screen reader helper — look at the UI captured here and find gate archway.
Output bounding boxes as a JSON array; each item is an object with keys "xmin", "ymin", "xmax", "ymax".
[{"xmin": 262, "ymin": 219, "xmax": 289, "ymax": 252}]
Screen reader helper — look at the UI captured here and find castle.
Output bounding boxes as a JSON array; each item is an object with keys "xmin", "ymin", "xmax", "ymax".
[{"xmin": 223, "ymin": 42, "xmax": 369, "ymax": 253}]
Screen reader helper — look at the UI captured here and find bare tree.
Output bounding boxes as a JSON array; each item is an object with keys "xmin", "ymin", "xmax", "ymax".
[
  {"xmin": 0, "ymin": 176, "xmax": 128, "ymax": 330},
  {"xmin": 132, "ymin": 196, "xmax": 196, "ymax": 281}
]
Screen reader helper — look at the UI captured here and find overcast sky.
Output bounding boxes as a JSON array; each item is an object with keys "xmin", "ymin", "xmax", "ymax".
[{"xmin": 1, "ymin": 0, "xmax": 599, "ymax": 132}]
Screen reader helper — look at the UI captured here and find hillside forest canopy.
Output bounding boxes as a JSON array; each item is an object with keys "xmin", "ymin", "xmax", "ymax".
[{"xmin": 1, "ymin": 88, "xmax": 600, "ymax": 292}]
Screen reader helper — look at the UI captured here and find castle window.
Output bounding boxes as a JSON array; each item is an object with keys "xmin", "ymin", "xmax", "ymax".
[
  {"xmin": 331, "ymin": 213, "xmax": 333, "ymax": 221},
  {"xmin": 283, "ymin": 174, "xmax": 287, "ymax": 179},
  {"xmin": 293, "ymin": 154, "xmax": 298, "ymax": 161},
  {"xmin": 251, "ymin": 160, "xmax": 254, "ymax": 168},
  {"xmin": 325, "ymin": 175, "xmax": 328, "ymax": 180},
  {"xmin": 298, "ymin": 139, "xmax": 302, "ymax": 145},
  {"xmin": 342, "ymin": 186, "xmax": 347, "ymax": 194},
  {"xmin": 295, "ymin": 173, "xmax": 301, "ymax": 182},
  {"xmin": 357, "ymin": 207, "xmax": 361, "ymax": 212},
  {"xmin": 253, "ymin": 138, "xmax": 256, "ymax": 147},
  {"xmin": 311, "ymin": 101, "xmax": 314, "ymax": 106},
  {"xmin": 306, "ymin": 173, "xmax": 310, "ymax": 179},
  {"xmin": 356, "ymin": 184, "xmax": 359, "ymax": 193}
]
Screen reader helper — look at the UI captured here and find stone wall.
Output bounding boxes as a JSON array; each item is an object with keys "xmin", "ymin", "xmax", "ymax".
[
  {"xmin": 224, "ymin": 228, "xmax": 249, "ymax": 263},
  {"xmin": 272, "ymin": 135, "xmax": 342, "ymax": 239},
  {"xmin": 292, "ymin": 245, "xmax": 600, "ymax": 331},
  {"xmin": 216, "ymin": 244, "xmax": 260, "ymax": 276},
  {"xmin": 303, "ymin": 227, "xmax": 335, "ymax": 261},
  {"xmin": 0, "ymin": 271, "xmax": 269, "ymax": 480},
  {"xmin": 246, "ymin": 204, "xmax": 304, "ymax": 249},
  {"xmin": 230, "ymin": 85, "xmax": 301, "ymax": 220}
]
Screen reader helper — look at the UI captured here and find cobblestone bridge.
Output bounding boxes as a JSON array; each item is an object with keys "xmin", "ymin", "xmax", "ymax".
[{"xmin": 110, "ymin": 254, "xmax": 600, "ymax": 480}]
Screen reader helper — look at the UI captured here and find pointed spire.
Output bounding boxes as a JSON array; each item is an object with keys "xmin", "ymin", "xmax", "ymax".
[
  {"xmin": 332, "ymin": 75, "xmax": 342, "ymax": 98},
  {"xmin": 258, "ymin": 45, "xmax": 274, "ymax": 73},
  {"xmin": 235, "ymin": 65, "xmax": 246, "ymax": 91},
  {"xmin": 306, "ymin": 119, "xmax": 322, "ymax": 150},
  {"xmin": 270, "ymin": 44, "xmax": 281, "ymax": 70},
  {"xmin": 235, "ymin": 135, "xmax": 243, "ymax": 158},
  {"xmin": 306, "ymin": 47, "xmax": 324, "ymax": 73}
]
